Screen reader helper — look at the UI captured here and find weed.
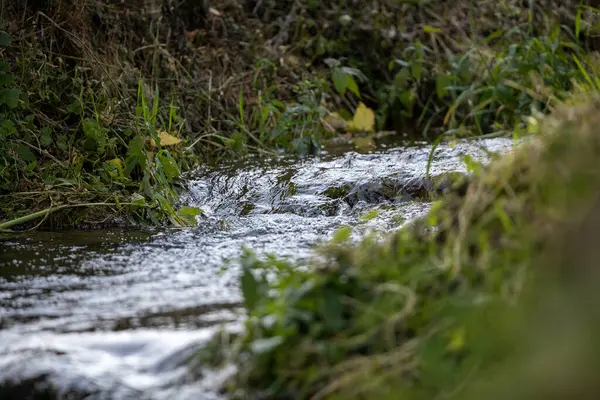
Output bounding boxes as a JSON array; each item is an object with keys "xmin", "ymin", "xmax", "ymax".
[
  {"xmin": 213, "ymin": 95, "xmax": 600, "ymax": 400},
  {"xmin": 2, "ymin": 0, "xmax": 599, "ymax": 230},
  {"xmin": 0, "ymin": 31, "xmax": 200, "ymax": 230}
]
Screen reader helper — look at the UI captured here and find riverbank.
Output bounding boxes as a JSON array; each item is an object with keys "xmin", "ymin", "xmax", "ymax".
[
  {"xmin": 212, "ymin": 95, "xmax": 600, "ymax": 399},
  {"xmin": 2, "ymin": 1, "xmax": 600, "ymax": 229},
  {"xmin": 0, "ymin": 134, "xmax": 518, "ymax": 398}
]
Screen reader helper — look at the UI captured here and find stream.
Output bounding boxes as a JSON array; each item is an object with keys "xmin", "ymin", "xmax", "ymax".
[{"xmin": 0, "ymin": 137, "xmax": 516, "ymax": 399}]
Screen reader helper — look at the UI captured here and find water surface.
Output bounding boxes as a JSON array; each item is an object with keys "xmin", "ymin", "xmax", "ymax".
[{"xmin": 0, "ymin": 138, "xmax": 515, "ymax": 399}]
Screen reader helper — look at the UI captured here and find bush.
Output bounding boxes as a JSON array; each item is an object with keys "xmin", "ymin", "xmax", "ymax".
[{"xmin": 209, "ymin": 96, "xmax": 600, "ymax": 399}]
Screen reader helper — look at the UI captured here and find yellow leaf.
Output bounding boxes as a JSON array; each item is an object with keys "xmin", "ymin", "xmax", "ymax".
[
  {"xmin": 107, "ymin": 158, "xmax": 124, "ymax": 177},
  {"xmin": 447, "ymin": 326, "xmax": 466, "ymax": 352},
  {"xmin": 151, "ymin": 131, "xmax": 182, "ymax": 148},
  {"xmin": 346, "ymin": 102, "xmax": 375, "ymax": 133},
  {"xmin": 108, "ymin": 158, "xmax": 122, "ymax": 167},
  {"xmin": 423, "ymin": 25, "xmax": 441, "ymax": 33}
]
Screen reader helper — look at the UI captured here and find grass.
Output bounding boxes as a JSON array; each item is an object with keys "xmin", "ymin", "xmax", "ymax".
[
  {"xmin": 0, "ymin": 24, "xmax": 200, "ymax": 229},
  {"xmin": 205, "ymin": 94, "xmax": 600, "ymax": 399},
  {"xmin": 1, "ymin": 0, "xmax": 600, "ymax": 230},
  {"xmin": 0, "ymin": 31, "xmax": 200, "ymax": 229},
  {"xmin": 2, "ymin": 1, "xmax": 600, "ymax": 397}
]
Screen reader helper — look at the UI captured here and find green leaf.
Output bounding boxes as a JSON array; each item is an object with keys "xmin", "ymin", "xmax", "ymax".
[
  {"xmin": 40, "ymin": 127, "xmax": 52, "ymax": 147},
  {"xmin": 360, "ymin": 208, "xmax": 379, "ymax": 222},
  {"xmin": 332, "ymin": 225, "xmax": 352, "ymax": 243},
  {"xmin": 484, "ymin": 29, "xmax": 504, "ymax": 44},
  {"xmin": 436, "ymin": 74, "xmax": 452, "ymax": 100},
  {"xmin": 241, "ymin": 267, "xmax": 260, "ymax": 313},
  {"xmin": 156, "ymin": 150, "xmax": 180, "ymax": 181},
  {"xmin": 130, "ymin": 193, "xmax": 147, "ymax": 206},
  {"xmin": 332, "ymin": 68, "xmax": 348, "ymax": 95},
  {"xmin": 340, "ymin": 66, "xmax": 367, "ymax": 82},
  {"xmin": 0, "ymin": 61, "xmax": 9, "ymax": 73},
  {"xmin": 0, "ymin": 31, "xmax": 12, "ymax": 47},
  {"xmin": 56, "ymin": 135, "xmax": 68, "ymax": 150},
  {"xmin": 321, "ymin": 290, "xmax": 344, "ymax": 331},
  {"xmin": 25, "ymin": 160, "xmax": 37, "ymax": 175},
  {"xmin": 125, "ymin": 135, "xmax": 147, "ymax": 174},
  {"xmin": 0, "ymin": 74, "xmax": 15, "ymax": 87},
  {"xmin": 399, "ymin": 90, "xmax": 415, "ymax": 116},
  {"xmin": 67, "ymin": 99, "xmax": 83, "ymax": 115},
  {"xmin": 177, "ymin": 206, "xmax": 202, "ymax": 226},
  {"xmin": 411, "ymin": 62, "xmax": 423, "ymax": 81},
  {"xmin": 394, "ymin": 68, "xmax": 410, "ymax": 89},
  {"xmin": 461, "ymin": 154, "xmax": 482, "ymax": 174},
  {"xmin": 16, "ymin": 144, "xmax": 36, "ymax": 163},
  {"xmin": 82, "ymin": 118, "xmax": 107, "ymax": 152},
  {"xmin": 324, "ymin": 58, "xmax": 341, "ymax": 68},
  {"xmin": 0, "ymin": 88, "xmax": 20, "ymax": 108},
  {"xmin": 346, "ymin": 102, "xmax": 375, "ymax": 132},
  {"xmin": 346, "ymin": 75, "xmax": 361, "ymax": 98},
  {"xmin": 576, "ymin": 4, "xmax": 582, "ymax": 38},
  {"xmin": 393, "ymin": 59, "xmax": 410, "ymax": 68},
  {"xmin": 105, "ymin": 158, "xmax": 124, "ymax": 178},
  {"xmin": 0, "ymin": 119, "xmax": 16, "ymax": 136}
]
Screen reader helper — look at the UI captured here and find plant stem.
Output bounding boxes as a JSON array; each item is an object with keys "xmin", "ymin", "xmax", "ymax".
[{"xmin": 0, "ymin": 202, "xmax": 141, "ymax": 231}]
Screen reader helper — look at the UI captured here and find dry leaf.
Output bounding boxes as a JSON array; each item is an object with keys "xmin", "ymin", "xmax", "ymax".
[
  {"xmin": 346, "ymin": 102, "xmax": 375, "ymax": 133},
  {"xmin": 151, "ymin": 131, "xmax": 182, "ymax": 148}
]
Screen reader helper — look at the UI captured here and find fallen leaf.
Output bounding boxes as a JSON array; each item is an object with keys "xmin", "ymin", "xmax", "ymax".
[{"xmin": 150, "ymin": 131, "xmax": 182, "ymax": 148}]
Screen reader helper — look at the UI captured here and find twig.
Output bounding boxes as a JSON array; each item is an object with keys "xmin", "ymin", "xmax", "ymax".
[
  {"xmin": 25, "ymin": 196, "xmax": 54, "ymax": 231},
  {"xmin": 16, "ymin": 139, "xmax": 68, "ymax": 168},
  {"xmin": 132, "ymin": 43, "xmax": 166, "ymax": 54}
]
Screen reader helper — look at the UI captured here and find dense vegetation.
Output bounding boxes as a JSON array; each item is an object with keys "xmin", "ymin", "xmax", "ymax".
[
  {"xmin": 2, "ymin": 0, "xmax": 600, "ymax": 229},
  {"xmin": 190, "ymin": 2, "xmax": 600, "ymax": 399},
  {"xmin": 3, "ymin": 1, "xmax": 600, "ymax": 396},
  {"xmin": 205, "ymin": 96, "xmax": 600, "ymax": 399}
]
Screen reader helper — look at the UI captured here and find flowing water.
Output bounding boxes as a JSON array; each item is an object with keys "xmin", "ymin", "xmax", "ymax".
[{"xmin": 0, "ymin": 137, "xmax": 516, "ymax": 399}]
